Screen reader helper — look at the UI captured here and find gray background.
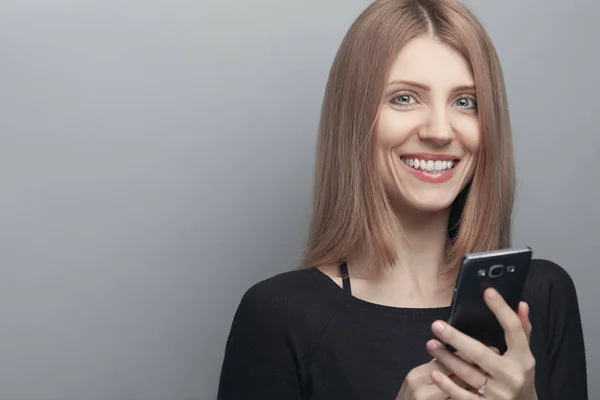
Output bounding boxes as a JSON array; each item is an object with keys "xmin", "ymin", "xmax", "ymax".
[{"xmin": 0, "ymin": 0, "xmax": 597, "ymax": 399}]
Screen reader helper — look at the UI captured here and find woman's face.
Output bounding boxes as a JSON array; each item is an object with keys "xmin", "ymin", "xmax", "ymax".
[{"xmin": 375, "ymin": 36, "xmax": 480, "ymax": 213}]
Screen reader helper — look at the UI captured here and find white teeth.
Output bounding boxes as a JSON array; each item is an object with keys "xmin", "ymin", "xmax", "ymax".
[{"xmin": 400, "ymin": 157, "xmax": 458, "ymax": 173}]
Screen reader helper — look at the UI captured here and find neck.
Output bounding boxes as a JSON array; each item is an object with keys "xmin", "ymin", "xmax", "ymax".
[
  {"xmin": 347, "ymin": 205, "xmax": 456, "ymax": 307},
  {"xmin": 393, "ymin": 205, "xmax": 450, "ymax": 276}
]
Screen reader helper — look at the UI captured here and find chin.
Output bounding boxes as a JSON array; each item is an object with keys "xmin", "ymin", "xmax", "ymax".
[{"xmin": 396, "ymin": 190, "xmax": 459, "ymax": 213}]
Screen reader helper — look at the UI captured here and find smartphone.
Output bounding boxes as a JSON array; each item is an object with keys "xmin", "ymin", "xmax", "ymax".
[{"xmin": 445, "ymin": 247, "xmax": 533, "ymax": 353}]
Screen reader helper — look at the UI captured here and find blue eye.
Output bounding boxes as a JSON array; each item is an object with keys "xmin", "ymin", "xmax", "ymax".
[
  {"xmin": 456, "ymin": 96, "xmax": 477, "ymax": 110},
  {"xmin": 392, "ymin": 94, "xmax": 417, "ymax": 106}
]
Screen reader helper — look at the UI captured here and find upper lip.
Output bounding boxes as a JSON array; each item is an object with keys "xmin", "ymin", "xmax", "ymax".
[{"xmin": 400, "ymin": 153, "xmax": 460, "ymax": 161}]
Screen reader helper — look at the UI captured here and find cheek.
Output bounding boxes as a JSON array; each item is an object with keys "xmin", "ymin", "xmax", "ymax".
[
  {"xmin": 453, "ymin": 117, "xmax": 481, "ymax": 153},
  {"xmin": 375, "ymin": 109, "xmax": 417, "ymax": 149},
  {"xmin": 453, "ymin": 118, "xmax": 481, "ymax": 182},
  {"xmin": 374, "ymin": 111, "xmax": 410, "ymax": 184}
]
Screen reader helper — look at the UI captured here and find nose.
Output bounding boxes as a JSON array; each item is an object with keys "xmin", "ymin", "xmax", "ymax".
[{"xmin": 418, "ymin": 108, "xmax": 454, "ymax": 145}]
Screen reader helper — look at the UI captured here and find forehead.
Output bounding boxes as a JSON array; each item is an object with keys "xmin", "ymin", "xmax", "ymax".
[{"xmin": 387, "ymin": 36, "xmax": 475, "ymax": 88}]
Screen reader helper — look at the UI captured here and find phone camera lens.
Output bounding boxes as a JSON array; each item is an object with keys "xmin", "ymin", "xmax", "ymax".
[
  {"xmin": 489, "ymin": 264, "xmax": 505, "ymax": 278},
  {"xmin": 507, "ymin": 265, "xmax": 515, "ymax": 273}
]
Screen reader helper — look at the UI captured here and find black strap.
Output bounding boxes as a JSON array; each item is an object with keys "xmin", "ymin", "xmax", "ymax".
[{"xmin": 339, "ymin": 261, "xmax": 352, "ymax": 293}]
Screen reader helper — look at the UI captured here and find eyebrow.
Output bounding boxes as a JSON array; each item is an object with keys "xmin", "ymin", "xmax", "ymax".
[{"xmin": 387, "ymin": 79, "xmax": 476, "ymax": 93}]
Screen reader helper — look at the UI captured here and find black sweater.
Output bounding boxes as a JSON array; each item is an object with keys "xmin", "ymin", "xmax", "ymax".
[{"xmin": 217, "ymin": 259, "xmax": 587, "ymax": 399}]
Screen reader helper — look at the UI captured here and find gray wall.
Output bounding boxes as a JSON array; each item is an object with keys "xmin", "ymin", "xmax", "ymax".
[{"xmin": 0, "ymin": 0, "xmax": 597, "ymax": 399}]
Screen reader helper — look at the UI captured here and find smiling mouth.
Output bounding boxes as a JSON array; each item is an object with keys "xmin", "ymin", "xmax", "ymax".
[{"xmin": 400, "ymin": 157, "xmax": 460, "ymax": 174}]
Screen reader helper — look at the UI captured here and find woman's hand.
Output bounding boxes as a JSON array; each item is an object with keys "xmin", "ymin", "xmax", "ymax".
[
  {"xmin": 396, "ymin": 346, "xmax": 502, "ymax": 400},
  {"xmin": 396, "ymin": 358, "xmax": 471, "ymax": 400},
  {"xmin": 427, "ymin": 288, "xmax": 538, "ymax": 400}
]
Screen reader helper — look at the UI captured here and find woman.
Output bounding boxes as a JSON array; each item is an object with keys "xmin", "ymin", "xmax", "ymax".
[{"xmin": 217, "ymin": 0, "xmax": 588, "ymax": 399}]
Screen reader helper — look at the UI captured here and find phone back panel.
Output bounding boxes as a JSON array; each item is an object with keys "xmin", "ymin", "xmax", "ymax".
[{"xmin": 447, "ymin": 248, "xmax": 533, "ymax": 353}]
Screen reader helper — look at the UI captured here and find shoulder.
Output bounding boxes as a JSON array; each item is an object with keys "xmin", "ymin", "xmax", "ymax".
[
  {"xmin": 219, "ymin": 268, "xmax": 346, "ymax": 394},
  {"xmin": 233, "ymin": 267, "xmax": 346, "ymax": 336},
  {"xmin": 523, "ymin": 258, "xmax": 582, "ymax": 319},
  {"xmin": 525, "ymin": 258, "xmax": 579, "ymax": 297},
  {"xmin": 241, "ymin": 267, "xmax": 342, "ymax": 308}
]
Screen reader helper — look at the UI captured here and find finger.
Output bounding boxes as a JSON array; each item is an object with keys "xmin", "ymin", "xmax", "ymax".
[
  {"xmin": 427, "ymin": 339, "xmax": 488, "ymax": 391},
  {"xmin": 432, "ymin": 320, "xmax": 502, "ymax": 377},
  {"xmin": 431, "ymin": 356, "xmax": 471, "ymax": 390},
  {"xmin": 455, "ymin": 345, "xmax": 500, "ymax": 365},
  {"xmin": 429, "ymin": 360, "xmax": 473, "ymax": 392},
  {"xmin": 407, "ymin": 360, "xmax": 453, "ymax": 387},
  {"xmin": 484, "ymin": 288, "xmax": 529, "ymax": 352},
  {"xmin": 518, "ymin": 301, "xmax": 532, "ymax": 343},
  {"xmin": 450, "ymin": 374, "xmax": 472, "ymax": 390},
  {"xmin": 430, "ymin": 370, "xmax": 480, "ymax": 400},
  {"xmin": 414, "ymin": 384, "xmax": 455, "ymax": 400},
  {"xmin": 428, "ymin": 360, "xmax": 454, "ymax": 381}
]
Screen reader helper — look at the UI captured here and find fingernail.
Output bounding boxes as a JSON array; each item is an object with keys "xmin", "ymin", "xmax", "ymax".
[
  {"xmin": 427, "ymin": 340, "xmax": 438, "ymax": 351},
  {"xmin": 432, "ymin": 321, "xmax": 445, "ymax": 334},
  {"xmin": 487, "ymin": 288, "xmax": 498, "ymax": 300},
  {"xmin": 431, "ymin": 370, "xmax": 443, "ymax": 384}
]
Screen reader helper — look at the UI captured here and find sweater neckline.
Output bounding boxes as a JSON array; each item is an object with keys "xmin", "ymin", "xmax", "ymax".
[{"xmin": 308, "ymin": 267, "xmax": 452, "ymax": 320}]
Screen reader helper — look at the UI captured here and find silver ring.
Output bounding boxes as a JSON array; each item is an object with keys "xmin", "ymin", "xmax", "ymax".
[{"xmin": 477, "ymin": 376, "xmax": 489, "ymax": 395}]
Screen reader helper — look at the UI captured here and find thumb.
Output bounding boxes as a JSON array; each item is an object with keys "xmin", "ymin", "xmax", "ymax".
[{"xmin": 518, "ymin": 301, "xmax": 532, "ymax": 342}]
